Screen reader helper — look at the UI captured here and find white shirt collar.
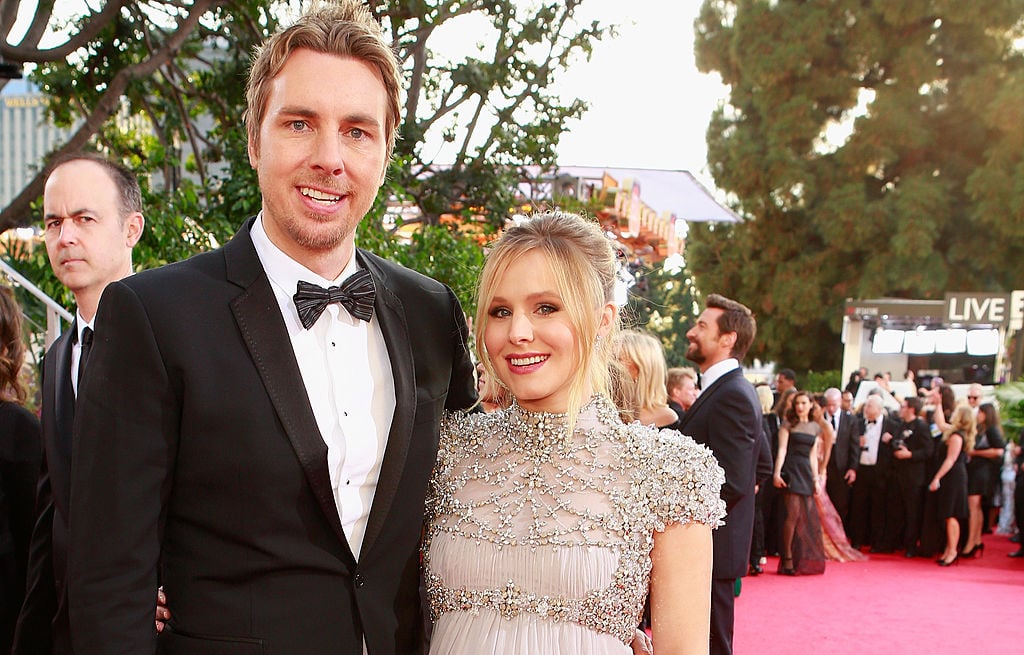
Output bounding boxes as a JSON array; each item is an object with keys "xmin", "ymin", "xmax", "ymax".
[
  {"xmin": 75, "ymin": 310, "xmax": 94, "ymax": 343},
  {"xmin": 250, "ymin": 213, "xmax": 361, "ymax": 324},
  {"xmin": 700, "ymin": 358, "xmax": 739, "ymax": 390}
]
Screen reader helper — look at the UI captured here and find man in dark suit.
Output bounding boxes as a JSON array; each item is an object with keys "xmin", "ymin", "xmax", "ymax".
[
  {"xmin": 676, "ymin": 294, "xmax": 761, "ymax": 655},
  {"xmin": 848, "ymin": 394, "xmax": 897, "ymax": 551},
  {"xmin": 66, "ymin": 4, "xmax": 476, "ymax": 654},
  {"xmin": 13, "ymin": 154, "xmax": 145, "ymax": 654},
  {"xmin": 822, "ymin": 387, "xmax": 862, "ymax": 530},
  {"xmin": 883, "ymin": 396, "xmax": 934, "ymax": 557}
]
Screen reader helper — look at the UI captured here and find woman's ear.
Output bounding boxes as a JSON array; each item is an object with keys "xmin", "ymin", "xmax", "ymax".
[{"xmin": 597, "ymin": 302, "xmax": 618, "ymax": 338}]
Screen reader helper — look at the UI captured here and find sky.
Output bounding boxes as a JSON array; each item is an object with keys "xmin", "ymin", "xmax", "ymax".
[
  {"xmin": 553, "ymin": 1, "xmax": 727, "ymax": 190},
  {"xmin": 7, "ymin": 0, "xmax": 728, "ymax": 190},
  {"xmin": 420, "ymin": 0, "xmax": 728, "ymax": 193}
]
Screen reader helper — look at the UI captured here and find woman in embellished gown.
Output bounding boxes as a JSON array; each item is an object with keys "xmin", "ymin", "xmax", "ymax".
[
  {"xmin": 773, "ymin": 391, "xmax": 827, "ymax": 575},
  {"xmin": 813, "ymin": 408, "xmax": 866, "ymax": 563},
  {"xmin": 814, "ymin": 476, "xmax": 867, "ymax": 562},
  {"xmin": 423, "ymin": 212, "xmax": 726, "ymax": 655}
]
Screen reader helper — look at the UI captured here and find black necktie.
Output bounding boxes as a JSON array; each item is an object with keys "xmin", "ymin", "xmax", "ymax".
[
  {"xmin": 293, "ymin": 270, "xmax": 375, "ymax": 329},
  {"xmin": 77, "ymin": 326, "xmax": 93, "ymax": 389},
  {"xmin": 832, "ymin": 414, "xmax": 838, "ymax": 431}
]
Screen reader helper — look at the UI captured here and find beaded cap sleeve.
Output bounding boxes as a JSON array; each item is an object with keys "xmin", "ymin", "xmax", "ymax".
[{"xmin": 423, "ymin": 395, "xmax": 725, "ymax": 653}]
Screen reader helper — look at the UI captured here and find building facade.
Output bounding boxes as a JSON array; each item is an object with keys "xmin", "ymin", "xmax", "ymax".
[{"xmin": 0, "ymin": 81, "xmax": 74, "ymax": 211}]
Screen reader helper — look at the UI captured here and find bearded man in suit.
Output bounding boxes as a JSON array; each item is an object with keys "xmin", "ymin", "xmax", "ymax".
[
  {"xmin": 676, "ymin": 294, "xmax": 761, "ymax": 655},
  {"xmin": 66, "ymin": 3, "xmax": 476, "ymax": 653}
]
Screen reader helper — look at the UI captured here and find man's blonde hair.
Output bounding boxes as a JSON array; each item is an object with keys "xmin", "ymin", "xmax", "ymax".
[{"xmin": 245, "ymin": 0, "xmax": 402, "ymax": 159}]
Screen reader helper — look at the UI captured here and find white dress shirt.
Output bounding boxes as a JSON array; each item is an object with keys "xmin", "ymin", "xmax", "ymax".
[
  {"xmin": 826, "ymin": 411, "xmax": 839, "ymax": 433},
  {"xmin": 71, "ymin": 311, "xmax": 94, "ymax": 398},
  {"xmin": 251, "ymin": 216, "xmax": 395, "ymax": 559},
  {"xmin": 860, "ymin": 417, "xmax": 882, "ymax": 465},
  {"xmin": 700, "ymin": 358, "xmax": 739, "ymax": 391}
]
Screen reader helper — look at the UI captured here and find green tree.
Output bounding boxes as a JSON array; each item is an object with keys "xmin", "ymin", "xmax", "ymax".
[
  {"xmin": 691, "ymin": 0, "xmax": 1024, "ymax": 370},
  {"xmin": 1, "ymin": 0, "xmax": 609, "ymax": 314},
  {"xmin": 385, "ymin": 0, "xmax": 608, "ymax": 226},
  {"xmin": 625, "ymin": 260, "xmax": 701, "ymax": 369}
]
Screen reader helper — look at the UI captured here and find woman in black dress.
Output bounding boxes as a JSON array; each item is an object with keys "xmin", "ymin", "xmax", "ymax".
[
  {"xmin": 928, "ymin": 405, "xmax": 974, "ymax": 567},
  {"xmin": 773, "ymin": 391, "xmax": 827, "ymax": 575},
  {"xmin": 962, "ymin": 403, "xmax": 1005, "ymax": 557},
  {"xmin": 0, "ymin": 286, "xmax": 42, "ymax": 652}
]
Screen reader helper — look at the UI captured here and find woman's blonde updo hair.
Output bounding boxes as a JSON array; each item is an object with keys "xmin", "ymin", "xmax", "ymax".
[{"xmin": 475, "ymin": 211, "xmax": 620, "ymax": 426}]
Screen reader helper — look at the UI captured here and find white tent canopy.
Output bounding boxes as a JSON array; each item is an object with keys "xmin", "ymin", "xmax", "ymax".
[{"xmin": 531, "ymin": 165, "xmax": 741, "ymax": 223}]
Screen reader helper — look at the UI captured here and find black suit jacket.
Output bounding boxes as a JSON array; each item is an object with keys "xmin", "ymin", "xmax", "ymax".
[
  {"xmin": 890, "ymin": 418, "xmax": 934, "ymax": 485},
  {"xmin": 676, "ymin": 367, "xmax": 761, "ymax": 579},
  {"xmin": 13, "ymin": 323, "xmax": 76, "ymax": 655},
  {"xmin": 67, "ymin": 219, "xmax": 477, "ymax": 655},
  {"xmin": 827, "ymin": 410, "xmax": 862, "ymax": 476}
]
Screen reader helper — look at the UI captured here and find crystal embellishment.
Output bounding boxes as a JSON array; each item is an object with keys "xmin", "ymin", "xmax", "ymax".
[{"xmin": 424, "ymin": 395, "xmax": 726, "ymax": 644}]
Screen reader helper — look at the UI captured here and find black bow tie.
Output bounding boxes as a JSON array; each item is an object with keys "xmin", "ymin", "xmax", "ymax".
[
  {"xmin": 867, "ymin": 419, "xmax": 877, "ymax": 425},
  {"xmin": 293, "ymin": 270, "xmax": 375, "ymax": 329}
]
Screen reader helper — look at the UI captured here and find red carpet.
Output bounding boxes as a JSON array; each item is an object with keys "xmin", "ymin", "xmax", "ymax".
[{"xmin": 733, "ymin": 535, "xmax": 1022, "ymax": 654}]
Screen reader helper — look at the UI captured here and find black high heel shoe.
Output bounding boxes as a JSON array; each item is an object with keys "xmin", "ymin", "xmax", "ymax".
[
  {"xmin": 937, "ymin": 554, "xmax": 959, "ymax": 567},
  {"xmin": 961, "ymin": 543, "xmax": 985, "ymax": 558},
  {"xmin": 780, "ymin": 557, "xmax": 797, "ymax": 576}
]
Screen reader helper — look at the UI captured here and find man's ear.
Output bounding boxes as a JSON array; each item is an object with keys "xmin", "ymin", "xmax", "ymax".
[
  {"xmin": 125, "ymin": 213, "xmax": 145, "ymax": 247},
  {"xmin": 248, "ymin": 134, "xmax": 259, "ymax": 169}
]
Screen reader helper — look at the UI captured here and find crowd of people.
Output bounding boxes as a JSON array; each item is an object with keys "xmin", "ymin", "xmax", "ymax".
[{"xmin": 755, "ymin": 370, "xmax": 1018, "ymax": 572}]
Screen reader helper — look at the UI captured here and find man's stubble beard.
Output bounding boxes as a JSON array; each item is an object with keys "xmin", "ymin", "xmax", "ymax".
[
  {"xmin": 290, "ymin": 214, "xmax": 350, "ymax": 251},
  {"xmin": 686, "ymin": 341, "xmax": 706, "ymax": 365}
]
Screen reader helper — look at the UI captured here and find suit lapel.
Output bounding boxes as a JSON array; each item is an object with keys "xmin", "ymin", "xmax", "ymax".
[
  {"xmin": 357, "ymin": 251, "xmax": 415, "ymax": 557},
  {"xmin": 53, "ymin": 324, "xmax": 75, "ymax": 459},
  {"xmin": 47, "ymin": 326, "xmax": 75, "ymax": 511},
  {"xmin": 225, "ymin": 220, "xmax": 353, "ymax": 561}
]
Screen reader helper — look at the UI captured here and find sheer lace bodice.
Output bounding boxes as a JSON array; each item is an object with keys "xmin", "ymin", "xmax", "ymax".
[{"xmin": 423, "ymin": 395, "xmax": 725, "ymax": 652}]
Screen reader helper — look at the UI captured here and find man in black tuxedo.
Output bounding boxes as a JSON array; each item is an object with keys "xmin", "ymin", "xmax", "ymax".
[
  {"xmin": 676, "ymin": 294, "xmax": 761, "ymax": 655},
  {"xmin": 848, "ymin": 395, "xmax": 896, "ymax": 551},
  {"xmin": 66, "ymin": 3, "xmax": 476, "ymax": 654},
  {"xmin": 13, "ymin": 154, "xmax": 145, "ymax": 654},
  {"xmin": 883, "ymin": 396, "xmax": 934, "ymax": 557},
  {"xmin": 822, "ymin": 387, "xmax": 862, "ymax": 530}
]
